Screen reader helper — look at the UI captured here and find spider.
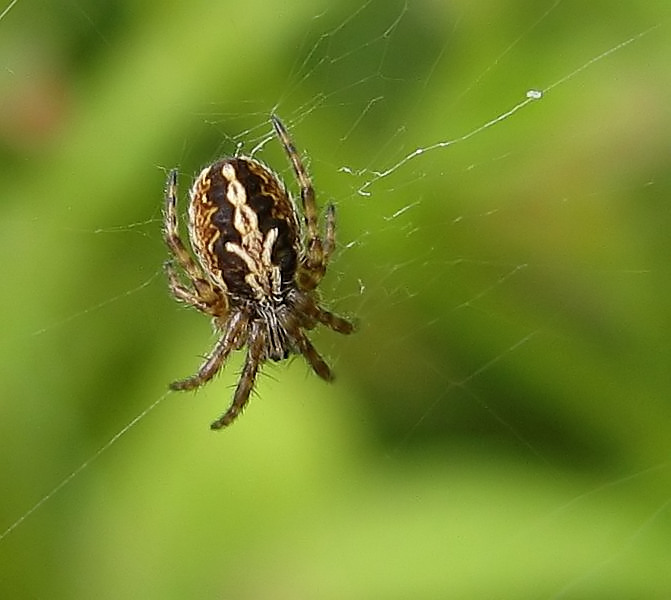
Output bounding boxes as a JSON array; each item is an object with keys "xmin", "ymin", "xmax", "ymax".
[{"xmin": 163, "ymin": 115, "xmax": 355, "ymax": 429}]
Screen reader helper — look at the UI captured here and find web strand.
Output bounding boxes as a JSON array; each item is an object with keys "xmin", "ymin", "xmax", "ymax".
[{"xmin": 0, "ymin": 392, "xmax": 169, "ymax": 542}]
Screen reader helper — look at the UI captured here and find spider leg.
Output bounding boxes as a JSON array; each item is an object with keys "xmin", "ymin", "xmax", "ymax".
[
  {"xmin": 322, "ymin": 203, "xmax": 336, "ymax": 263},
  {"xmin": 290, "ymin": 292, "xmax": 355, "ymax": 335},
  {"xmin": 298, "ymin": 331, "xmax": 333, "ymax": 381},
  {"xmin": 170, "ymin": 311, "xmax": 248, "ymax": 391},
  {"xmin": 310, "ymin": 303, "xmax": 355, "ymax": 335},
  {"xmin": 271, "ymin": 115, "xmax": 326, "ymax": 285},
  {"xmin": 271, "ymin": 116, "xmax": 319, "ymax": 236},
  {"xmin": 283, "ymin": 317, "xmax": 333, "ymax": 382},
  {"xmin": 163, "ymin": 169, "xmax": 220, "ymax": 306},
  {"xmin": 210, "ymin": 323, "xmax": 265, "ymax": 430},
  {"xmin": 164, "ymin": 260, "xmax": 212, "ymax": 313}
]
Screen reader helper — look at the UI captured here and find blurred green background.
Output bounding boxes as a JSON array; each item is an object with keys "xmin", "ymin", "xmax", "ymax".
[{"xmin": 1, "ymin": 0, "xmax": 671, "ymax": 598}]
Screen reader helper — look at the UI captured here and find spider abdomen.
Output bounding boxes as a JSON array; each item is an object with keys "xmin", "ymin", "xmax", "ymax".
[{"xmin": 188, "ymin": 157, "xmax": 300, "ymax": 302}]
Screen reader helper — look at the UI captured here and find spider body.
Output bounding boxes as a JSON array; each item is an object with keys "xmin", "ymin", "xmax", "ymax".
[{"xmin": 163, "ymin": 116, "xmax": 354, "ymax": 429}]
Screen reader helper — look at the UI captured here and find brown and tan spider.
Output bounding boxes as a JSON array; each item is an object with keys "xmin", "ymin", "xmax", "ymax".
[{"xmin": 163, "ymin": 115, "xmax": 354, "ymax": 429}]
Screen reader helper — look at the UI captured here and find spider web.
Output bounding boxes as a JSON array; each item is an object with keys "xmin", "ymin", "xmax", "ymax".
[{"xmin": 1, "ymin": 0, "xmax": 670, "ymax": 597}]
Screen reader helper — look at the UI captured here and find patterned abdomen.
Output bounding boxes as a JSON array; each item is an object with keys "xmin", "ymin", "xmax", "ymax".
[{"xmin": 188, "ymin": 158, "xmax": 300, "ymax": 304}]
